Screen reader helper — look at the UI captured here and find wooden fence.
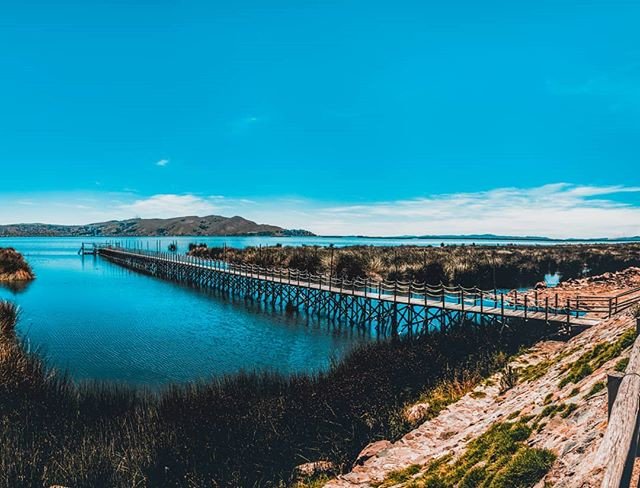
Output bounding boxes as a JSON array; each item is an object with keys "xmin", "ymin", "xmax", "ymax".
[
  {"xmin": 598, "ymin": 317, "xmax": 640, "ymax": 487},
  {"xmin": 89, "ymin": 245, "xmax": 640, "ymax": 330}
]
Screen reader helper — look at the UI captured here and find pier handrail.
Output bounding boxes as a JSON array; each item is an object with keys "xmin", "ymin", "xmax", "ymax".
[
  {"xmin": 595, "ymin": 321, "xmax": 640, "ymax": 488},
  {"xmin": 95, "ymin": 245, "xmax": 640, "ymax": 322}
]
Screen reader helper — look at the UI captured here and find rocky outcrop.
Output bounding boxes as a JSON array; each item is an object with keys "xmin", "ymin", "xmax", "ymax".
[{"xmin": 325, "ymin": 270, "xmax": 640, "ymax": 487}]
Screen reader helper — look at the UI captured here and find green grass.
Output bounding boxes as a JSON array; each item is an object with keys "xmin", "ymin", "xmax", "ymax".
[
  {"xmin": 373, "ymin": 464, "xmax": 421, "ymax": 487},
  {"xmin": 519, "ymin": 360, "xmax": 554, "ymax": 383},
  {"xmin": 382, "ymin": 419, "xmax": 556, "ymax": 488},
  {"xmin": 560, "ymin": 403, "xmax": 578, "ymax": 418},
  {"xmin": 559, "ymin": 328, "xmax": 636, "ymax": 388},
  {"xmin": 585, "ymin": 381, "xmax": 605, "ymax": 398},
  {"xmin": 538, "ymin": 403, "xmax": 566, "ymax": 420},
  {"xmin": 614, "ymin": 357, "xmax": 630, "ymax": 373}
]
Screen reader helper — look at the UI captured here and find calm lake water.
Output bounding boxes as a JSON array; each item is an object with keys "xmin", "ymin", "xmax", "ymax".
[{"xmin": 0, "ymin": 235, "xmax": 630, "ymax": 386}]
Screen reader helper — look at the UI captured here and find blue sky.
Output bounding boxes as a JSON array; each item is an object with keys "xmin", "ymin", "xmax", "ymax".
[{"xmin": 1, "ymin": 0, "xmax": 639, "ymax": 237}]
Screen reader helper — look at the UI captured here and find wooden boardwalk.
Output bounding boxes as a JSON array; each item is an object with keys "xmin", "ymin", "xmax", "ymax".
[{"xmin": 96, "ymin": 246, "xmax": 608, "ymax": 334}]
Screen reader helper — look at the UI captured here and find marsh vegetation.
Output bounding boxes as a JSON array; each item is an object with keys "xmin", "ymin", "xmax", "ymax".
[
  {"xmin": 0, "ymin": 247, "xmax": 34, "ymax": 282},
  {"xmin": 188, "ymin": 243, "xmax": 640, "ymax": 289},
  {"xmin": 0, "ymin": 299, "xmax": 548, "ymax": 487}
]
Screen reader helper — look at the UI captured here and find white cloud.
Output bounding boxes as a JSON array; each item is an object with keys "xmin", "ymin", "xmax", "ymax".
[
  {"xmin": 1, "ymin": 184, "xmax": 639, "ymax": 238},
  {"xmin": 156, "ymin": 159, "xmax": 169, "ymax": 167},
  {"xmin": 119, "ymin": 194, "xmax": 218, "ymax": 218},
  {"xmin": 297, "ymin": 184, "xmax": 640, "ymax": 238}
]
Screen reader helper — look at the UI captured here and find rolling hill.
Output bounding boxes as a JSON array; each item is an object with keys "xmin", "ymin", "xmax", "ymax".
[{"xmin": 0, "ymin": 215, "xmax": 314, "ymax": 237}]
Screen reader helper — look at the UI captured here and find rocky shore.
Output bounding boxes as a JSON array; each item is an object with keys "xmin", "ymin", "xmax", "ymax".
[{"xmin": 324, "ymin": 268, "xmax": 640, "ymax": 487}]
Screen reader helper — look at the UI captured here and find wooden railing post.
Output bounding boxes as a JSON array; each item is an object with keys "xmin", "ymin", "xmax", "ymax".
[
  {"xmin": 608, "ymin": 372, "xmax": 624, "ymax": 420},
  {"xmin": 609, "ymin": 297, "xmax": 613, "ymax": 318},
  {"xmin": 545, "ymin": 297, "xmax": 549, "ymax": 322}
]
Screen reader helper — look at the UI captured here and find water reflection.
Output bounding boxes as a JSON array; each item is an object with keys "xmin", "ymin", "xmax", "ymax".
[{"xmin": 0, "ymin": 279, "xmax": 32, "ymax": 294}]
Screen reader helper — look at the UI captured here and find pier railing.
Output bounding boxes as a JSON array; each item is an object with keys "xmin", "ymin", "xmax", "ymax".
[{"xmin": 94, "ymin": 245, "xmax": 640, "ymax": 323}]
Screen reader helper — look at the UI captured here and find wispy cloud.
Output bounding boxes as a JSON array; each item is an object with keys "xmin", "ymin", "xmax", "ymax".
[
  {"xmin": 298, "ymin": 184, "xmax": 640, "ymax": 238},
  {"xmin": 119, "ymin": 194, "xmax": 218, "ymax": 218},
  {"xmin": 1, "ymin": 184, "xmax": 639, "ymax": 238},
  {"xmin": 156, "ymin": 159, "xmax": 170, "ymax": 167}
]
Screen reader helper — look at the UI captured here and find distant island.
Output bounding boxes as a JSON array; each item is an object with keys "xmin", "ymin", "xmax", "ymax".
[{"xmin": 0, "ymin": 215, "xmax": 315, "ymax": 237}]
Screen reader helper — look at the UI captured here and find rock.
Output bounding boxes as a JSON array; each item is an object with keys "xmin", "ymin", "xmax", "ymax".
[
  {"xmin": 294, "ymin": 460, "xmax": 335, "ymax": 478},
  {"xmin": 355, "ymin": 440, "xmax": 392, "ymax": 465},
  {"xmin": 405, "ymin": 402, "xmax": 430, "ymax": 423}
]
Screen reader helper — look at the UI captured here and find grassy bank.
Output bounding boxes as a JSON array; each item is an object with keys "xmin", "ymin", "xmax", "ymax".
[
  {"xmin": 0, "ymin": 247, "xmax": 34, "ymax": 282},
  {"xmin": 0, "ymin": 300, "xmax": 549, "ymax": 487},
  {"xmin": 188, "ymin": 243, "xmax": 640, "ymax": 289}
]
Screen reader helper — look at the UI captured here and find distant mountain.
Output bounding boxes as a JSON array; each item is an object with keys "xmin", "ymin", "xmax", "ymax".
[
  {"xmin": 0, "ymin": 215, "xmax": 315, "ymax": 237},
  {"xmin": 321, "ymin": 233, "xmax": 640, "ymax": 242}
]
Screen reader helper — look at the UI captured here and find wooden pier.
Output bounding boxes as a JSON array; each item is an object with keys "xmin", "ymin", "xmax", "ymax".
[
  {"xmin": 91, "ymin": 246, "xmax": 623, "ymax": 335},
  {"xmin": 78, "ymin": 243, "xmax": 98, "ymax": 255}
]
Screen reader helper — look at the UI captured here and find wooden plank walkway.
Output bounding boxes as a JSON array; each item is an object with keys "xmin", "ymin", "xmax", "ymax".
[{"xmin": 96, "ymin": 247, "xmax": 604, "ymax": 329}]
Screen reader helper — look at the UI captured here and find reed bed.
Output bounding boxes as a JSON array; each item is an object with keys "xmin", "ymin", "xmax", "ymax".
[
  {"xmin": 188, "ymin": 243, "xmax": 640, "ymax": 289},
  {"xmin": 0, "ymin": 247, "xmax": 34, "ymax": 281},
  {"xmin": 0, "ymin": 299, "xmax": 548, "ymax": 487}
]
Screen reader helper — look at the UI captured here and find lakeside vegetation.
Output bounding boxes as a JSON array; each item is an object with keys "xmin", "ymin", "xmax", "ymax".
[
  {"xmin": 0, "ymin": 247, "xmax": 34, "ymax": 282},
  {"xmin": 0, "ymin": 299, "xmax": 549, "ymax": 487},
  {"xmin": 188, "ymin": 243, "xmax": 640, "ymax": 289}
]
